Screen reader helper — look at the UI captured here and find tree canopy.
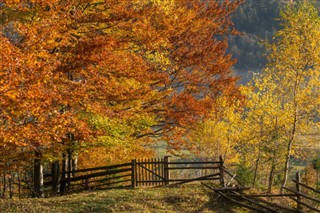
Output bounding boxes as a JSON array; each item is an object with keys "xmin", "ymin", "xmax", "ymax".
[{"xmin": 0, "ymin": 0, "xmax": 242, "ymax": 167}]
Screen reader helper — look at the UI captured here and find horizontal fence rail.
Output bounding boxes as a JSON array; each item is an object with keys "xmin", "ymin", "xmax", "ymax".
[{"xmin": 283, "ymin": 171, "xmax": 320, "ymax": 212}]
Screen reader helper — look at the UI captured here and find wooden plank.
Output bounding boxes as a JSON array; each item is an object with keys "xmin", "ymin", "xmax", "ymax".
[
  {"xmin": 292, "ymin": 180, "xmax": 320, "ymax": 194},
  {"xmin": 164, "ymin": 156, "xmax": 169, "ymax": 185},
  {"xmin": 136, "ymin": 180, "xmax": 167, "ymax": 183},
  {"xmin": 231, "ymin": 191, "xmax": 281, "ymax": 213},
  {"xmin": 208, "ymin": 186, "xmax": 251, "ymax": 192},
  {"xmin": 215, "ymin": 190, "xmax": 267, "ymax": 212},
  {"xmin": 247, "ymin": 195, "xmax": 297, "ymax": 213},
  {"xmin": 61, "ymin": 163, "xmax": 131, "ymax": 174},
  {"xmin": 142, "ymin": 159, "xmax": 145, "ymax": 186},
  {"xmin": 135, "ymin": 161, "xmax": 164, "ymax": 165},
  {"xmin": 168, "ymin": 166, "xmax": 220, "ymax": 170},
  {"xmin": 167, "ymin": 161, "xmax": 221, "ymax": 165},
  {"xmin": 226, "ymin": 193, "xmax": 295, "ymax": 198},
  {"xmin": 169, "ymin": 174, "xmax": 220, "ymax": 186},
  {"xmin": 148, "ymin": 159, "xmax": 151, "ymax": 186},
  {"xmin": 169, "ymin": 177, "xmax": 220, "ymax": 182},
  {"xmin": 295, "ymin": 171, "xmax": 303, "ymax": 212},
  {"xmin": 219, "ymin": 155, "xmax": 225, "ymax": 187},
  {"xmin": 283, "ymin": 186, "xmax": 320, "ymax": 204},
  {"xmin": 202, "ymin": 183, "xmax": 294, "ymax": 213},
  {"xmin": 137, "ymin": 162, "xmax": 165, "ymax": 181},
  {"xmin": 290, "ymin": 197, "xmax": 320, "ymax": 212},
  {"xmin": 61, "ymin": 168, "xmax": 132, "ymax": 183},
  {"xmin": 131, "ymin": 160, "xmax": 136, "ymax": 188},
  {"xmin": 221, "ymin": 167, "xmax": 244, "ymax": 186},
  {"xmin": 161, "ymin": 158, "xmax": 164, "ymax": 186},
  {"xmin": 138, "ymin": 159, "xmax": 141, "ymax": 187}
]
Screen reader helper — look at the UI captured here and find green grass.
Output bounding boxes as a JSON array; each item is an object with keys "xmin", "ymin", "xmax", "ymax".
[{"xmin": 0, "ymin": 184, "xmax": 250, "ymax": 213}]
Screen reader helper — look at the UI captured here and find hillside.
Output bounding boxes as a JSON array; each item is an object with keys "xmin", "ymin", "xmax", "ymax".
[
  {"xmin": 230, "ymin": 0, "xmax": 320, "ymax": 82},
  {"xmin": 0, "ymin": 185, "xmax": 250, "ymax": 213}
]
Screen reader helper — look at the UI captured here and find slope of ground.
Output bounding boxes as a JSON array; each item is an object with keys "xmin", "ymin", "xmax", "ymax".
[{"xmin": 0, "ymin": 184, "xmax": 250, "ymax": 213}]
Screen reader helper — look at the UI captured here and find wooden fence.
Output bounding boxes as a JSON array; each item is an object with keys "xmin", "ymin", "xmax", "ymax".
[
  {"xmin": 44, "ymin": 156, "xmax": 225, "ymax": 195},
  {"xmin": 132, "ymin": 156, "xmax": 223, "ymax": 187},
  {"xmin": 283, "ymin": 171, "xmax": 320, "ymax": 212},
  {"xmin": 202, "ymin": 171, "xmax": 320, "ymax": 212}
]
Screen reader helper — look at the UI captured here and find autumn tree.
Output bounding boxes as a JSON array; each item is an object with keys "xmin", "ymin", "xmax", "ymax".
[
  {"xmin": 238, "ymin": 0, "xmax": 320, "ymax": 191},
  {"xmin": 1, "ymin": 0, "xmax": 242, "ymax": 196}
]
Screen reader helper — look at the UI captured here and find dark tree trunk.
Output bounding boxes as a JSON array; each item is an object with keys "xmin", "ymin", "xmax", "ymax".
[
  {"xmin": 33, "ymin": 152, "xmax": 43, "ymax": 198},
  {"xmin": 60, "ymin": 153, "xmax": 67, "ymax": 195},
  {"xmin": 51, "ymin": 161, "xmax": 60, "ymax": 195}
]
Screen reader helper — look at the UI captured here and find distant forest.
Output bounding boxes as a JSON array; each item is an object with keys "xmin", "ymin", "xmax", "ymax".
[{"xmin": 229, "ymin": 0, "xmax": 320, "ymax": 82}]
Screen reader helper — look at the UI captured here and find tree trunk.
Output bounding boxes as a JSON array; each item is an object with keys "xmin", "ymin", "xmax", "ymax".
[
  {"xmin": 67, "ymin": 148, "xmax": 72, "ymax": 179},
  {"xmin": 51, "ymin": 161, "xmax": 60, "ymax": 195},
  {"xmin": 268, "ymin": 163, "xmax": 275, "ymax": 193},
  {"xmin": 268, "ymin": 149, "xmax": 277, "ymax": 193},
  {"xmin": 9, "ymin": 174, "xmax": 13, "ymax": 199},
  {"xmin": 2, "ymin": 172, "xmax": 5, "ymax": 198},
  {"xmin": 281, "ymin": 140, "xmax": 293, "ymax": 193},
  {"xmin": 253, "ymin": 124, "xmax": 264, "ymax": 188},
  {"xmin": 281, "ymin": 99, "xmax": 298, "ymax": 193},
  {"xmin": 33, "ymin": 152, "xmax": 43, "ymax": 198},
  {"xmin": 253, "ymin": 154, "xmax": 260, "ymax": 188},
  {"xmin": 72, "ymin": 157, "xmax": 77, "ymax": 177},
  {"xmin": 60, "ymin": 153, "xmax": 67, "ymax": 195}
]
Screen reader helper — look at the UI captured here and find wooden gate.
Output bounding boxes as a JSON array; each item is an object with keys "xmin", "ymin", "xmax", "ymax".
[{"xmin": 132, "ymin": 157, "xmax": 169, "ymax": 187}]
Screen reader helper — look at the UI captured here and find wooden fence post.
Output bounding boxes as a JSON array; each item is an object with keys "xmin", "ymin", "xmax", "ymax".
[
  {"xmin": 219, "ymin": 155, "xmax": 225, "ymax": 187},
  {"xmin": 164, "ymin": 156, "xmax": 170, "ymax": 185},
  {"xmin": 131, "ymin": 160, "xmax": 136, "ymax": 189},
  {"xmin": 296, "ymin": 171, "xmax": 303, "ymax": 212}
]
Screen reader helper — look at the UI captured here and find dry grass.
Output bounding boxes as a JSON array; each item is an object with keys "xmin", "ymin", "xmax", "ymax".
[{"xmin": 0, "ymin": 184, "xmax": 251, "ymax": 213}]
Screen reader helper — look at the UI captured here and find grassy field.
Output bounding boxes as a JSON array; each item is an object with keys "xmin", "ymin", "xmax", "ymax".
[{"xmin": 0, "ymin": 184, "xmax": 250, "ymax": 213}]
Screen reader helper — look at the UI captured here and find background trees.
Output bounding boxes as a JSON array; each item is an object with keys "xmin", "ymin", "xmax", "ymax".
[{"xmin": 187, "ymin": 0, "xmax": 320, "ymax": 192}]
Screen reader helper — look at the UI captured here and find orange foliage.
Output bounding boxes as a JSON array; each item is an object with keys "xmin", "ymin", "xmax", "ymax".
[{"xmin": 0, "ymin": 0, "xmax": 242, "ymax": 162}]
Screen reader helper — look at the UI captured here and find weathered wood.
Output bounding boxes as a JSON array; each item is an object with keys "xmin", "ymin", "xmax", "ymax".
[
  {"xmin": 169, "ymin": 177, "xmax": 220, "ymax": 182},
  {"xmin": 131, "ymin": 160, "xmax": 136, "ymax": 188},
  {"xmin": 295, "ymin": 171, "xmax": 303, "ymax": 212},
  {"xmin": 168, "ymin": 166, "xmax": 219, "ymax": 170},
  {"xmin": 208, "ymin": 186, "xmax": 251, "ymax": 192},
  {"xmin": 219, "ymin": 155, "xmax": 225, "ymax": 187},
  {"xmin": 136, "ymin": 180, "xmax": 169, "ymax": 183},
  {"xmin": 216, "ymin": 190, "xmax": 267, "ymax": 212},
  {"xmin": 231, "ymin": 191, "xmax": 281, "ymax": 213},
  {"xmin": 283, "ymin": 186, "xmax": 320, "ymax": 203},
  {"xmin": 170, "ymin": 174, "xmax": 220, "ymax": 186},
  {"xmin": 292, "ymin": 179, "xmax": 320, "ymax": 194},
  {"xmin": 61, "ymin": 168, "xmax": 132, "ymax": 183},
  {"xmin": 290, "ymin": 197, "xmax": 320, "ymax": 212},
  {"xmin": 248, "ymin": 195, "xmax": 296, "ymax": 213},
  {"xmin": 167, "ymin": 161, "xmax": 221, "ymax": 165},
  {"xmin": 61, "ymin": 163, "xmax": 132, "ymax": 174},
  {"xmin": 226, "ymin": 193, "xmax": 295, "ymax": 198},
  {"xmin": 221, "ymin": 167, "xmax": 244, "ymax": 186},
  {"xmin": 164, "ymin": 156, "xmax": 169, "ymax": 185},
  {"xmin": 202, "ymin": 183, "xmax": 295, "ymax": 213}
]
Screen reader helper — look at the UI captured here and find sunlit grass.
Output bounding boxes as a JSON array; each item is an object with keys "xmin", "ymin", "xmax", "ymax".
[{"xmin": 0, "ymin": 184, "xmax": 250, "ymax": 213}]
